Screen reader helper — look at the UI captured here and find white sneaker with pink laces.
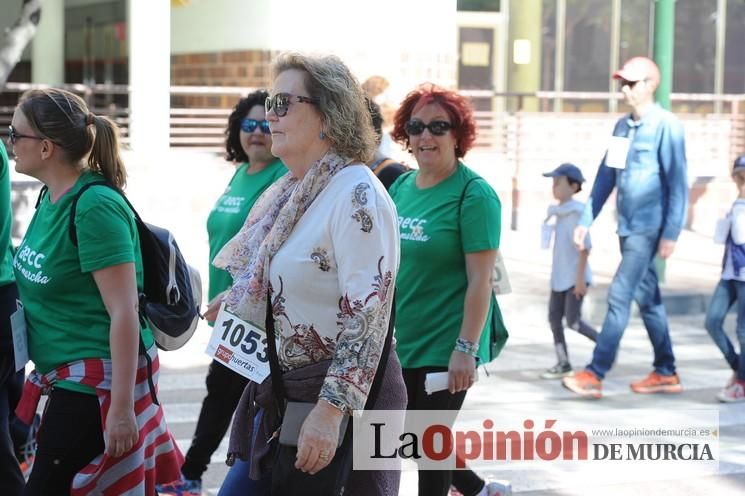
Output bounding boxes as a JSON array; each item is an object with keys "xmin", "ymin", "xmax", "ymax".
[{"xmin": 717, "ymin": 379, "xmax": 745, "ymax": 403}]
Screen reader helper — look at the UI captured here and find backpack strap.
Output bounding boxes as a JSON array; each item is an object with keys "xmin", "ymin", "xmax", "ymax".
[
  {"xmin": 34, "ymin": 185, "xmax": 48, "ymax": 209},
  {"xmin": 68, "ymin": 180, "xmax": 145, "ymax": 246},
  {"xmin": 66, "ymin": 180, "xmax": 160, "ymax": 405},
  {"xmin": 458, "ymin": 177, "xmax": 482, "ymax": 220}
]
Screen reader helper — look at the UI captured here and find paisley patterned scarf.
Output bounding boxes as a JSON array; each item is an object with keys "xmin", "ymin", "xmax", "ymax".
[{"xmin": 213, "ymin": 150, "xmax": 351, "ymax": 325}]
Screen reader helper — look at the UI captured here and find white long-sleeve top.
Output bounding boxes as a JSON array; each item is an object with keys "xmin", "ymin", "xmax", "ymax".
[{"xmin": 268, "ymin": 165, "xmax": 399, "ymax": 413}]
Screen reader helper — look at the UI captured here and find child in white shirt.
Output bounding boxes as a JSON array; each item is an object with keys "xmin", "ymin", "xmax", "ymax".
[{"xmin": 541, "ymin": 163, "xmax": 598, "ymax": 379}]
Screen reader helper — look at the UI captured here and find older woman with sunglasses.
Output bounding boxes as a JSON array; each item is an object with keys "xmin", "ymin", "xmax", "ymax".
[
  {"xmin": 157, "ymin": 90, "xmax": 287, "ymax": 496},
  {"xmin": 388, "ymin": 85, "xmax": 511, "ymax": 496},
  {"xmin": 213, "ymin": 53, "xmax": 405, "ymax": 495}
]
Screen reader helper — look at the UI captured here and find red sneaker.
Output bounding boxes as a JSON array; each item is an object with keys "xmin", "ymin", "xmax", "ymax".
[
  {"xmin": 630, "ymin": 371, "xmax": 682, "ymax": 394},
  {"xmin": 562, "ymin": 370, "xmax": 602, "ymax": 399}
]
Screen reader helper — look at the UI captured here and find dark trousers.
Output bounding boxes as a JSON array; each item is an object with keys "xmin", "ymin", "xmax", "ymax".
[
  {"xmin": 24, "ymin": 388, "xmax": 105, "ymax": 496},
  {"xmin": 181, "ymin": 360, "xmax": 249, "ymax": 480},
  {"xmin": 1, "ymin": 282, "xmax": 24, "ymax": 496},
  {"xmin": 402, "ymin": 367, "xmax": 484, "ymax": 496},
  {"xmin": 548, "ymin": 288, "xmax": 598, "ymax": 364}
]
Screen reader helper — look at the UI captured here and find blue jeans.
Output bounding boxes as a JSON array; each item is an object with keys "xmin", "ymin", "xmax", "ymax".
[
  {"xmin": 587, "ymin": 233, "xmax": 676, "ymax": 379},
  {"xmin": 704, "ymin": 279, "xmax": 745, "ymax": 381},
  {"xmin": 218, "ymin": 409, "xmax": 271, "ymax": 496}
]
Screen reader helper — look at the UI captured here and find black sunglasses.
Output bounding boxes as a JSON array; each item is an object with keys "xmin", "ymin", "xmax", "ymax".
[
  {"xmin": 404, "ymin": 119, "xmax": 453, "ymax": 137},
  {"xmin": 241, "ymin": 118, "xmax": 271, "ymax": 134},
  {"xmin": 619, "ymin": 79, "xmax": 645, "ymax": 89},
  {"xmin": 7, "ymin": 125, "xmax": 43, "ymax": 145},
  {"xmin": 265, "ymin": 93, "xmax": 319, "ymax": 118}
]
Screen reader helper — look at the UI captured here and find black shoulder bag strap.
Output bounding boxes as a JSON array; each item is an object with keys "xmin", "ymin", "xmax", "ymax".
[{"xmin": 66, "ymin": 180, "xmax": 159, "ymax": 405}]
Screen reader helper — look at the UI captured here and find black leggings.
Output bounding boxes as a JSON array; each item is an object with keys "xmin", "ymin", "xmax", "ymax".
[
  {"xmin": 402, "ymin": 367, "xmax": 485, "ymax": 496},
  {"xmin": 24, "ymin": 388, "xmax": 105, "ymax": 496},
  {"xmin": 181, "ymin": 360, "xmax": 248, "ymax": 480},
  {"xmin": 1, "ymin": 283, "xmax": 24, "ymax": 496}
]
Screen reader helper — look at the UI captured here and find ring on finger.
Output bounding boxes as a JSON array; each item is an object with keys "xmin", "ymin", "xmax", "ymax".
[{"xmin": 318, "ymin": 451, "xmax": 331, "ymax": 460}]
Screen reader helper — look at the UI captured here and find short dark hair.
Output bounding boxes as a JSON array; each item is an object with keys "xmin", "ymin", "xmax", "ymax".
[
  {"xmin": 225, "ymin": 89, "xmax": 269, "ymax": 163},
  {"xmin": 567, "ymin": 177, "xmax": 583, "ymax": 193}
]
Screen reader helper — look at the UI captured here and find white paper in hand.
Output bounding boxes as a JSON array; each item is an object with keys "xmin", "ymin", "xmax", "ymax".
[
  {"xmin": 541, "ymin": 224, "xmax": 554, "ymax": 250},
  {"xmin": 714, "ymin": 217, "xmax": 731, "ymax": 245},
  {"xmin": 424, "ymin": 369, "xmax": 479, "ymax": 395}
]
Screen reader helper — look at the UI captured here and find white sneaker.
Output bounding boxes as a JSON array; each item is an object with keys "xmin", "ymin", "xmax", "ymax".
[
  {"xmin": 717, "ymin": 380, "xmax": 745, "ymax": 403},
  {"xmin": 482, "ymin": 479, "xmax": 512, "ymax": 496}
]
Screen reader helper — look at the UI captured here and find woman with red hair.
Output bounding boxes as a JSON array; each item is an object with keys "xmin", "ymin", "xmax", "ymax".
[{"xmin": 388, "ymin": 85, "xmax": 510, "ymax": 496}]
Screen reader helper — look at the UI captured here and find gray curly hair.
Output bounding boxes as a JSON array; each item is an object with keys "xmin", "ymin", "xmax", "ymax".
[{"xmin": 273, "ymin": 52, "xmax": 376, "ymax": 164}]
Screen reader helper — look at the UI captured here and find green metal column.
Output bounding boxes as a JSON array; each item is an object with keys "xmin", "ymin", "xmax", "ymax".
[
  {"xmin": 508, "ymin": 0, "xmax": 542, "ymax": 111},
  {"xmin": 653, "ymin": 0, "xmax": 676, "ymax": 282},
  {"xmin": 653, "ymin": 0, "xmax": 675, "ymax": 110}
]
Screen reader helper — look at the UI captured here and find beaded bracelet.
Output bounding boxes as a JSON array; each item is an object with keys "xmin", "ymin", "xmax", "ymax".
[{"xmin": 454, "ymin": 337, "xmax": 479, "ymax": 357}]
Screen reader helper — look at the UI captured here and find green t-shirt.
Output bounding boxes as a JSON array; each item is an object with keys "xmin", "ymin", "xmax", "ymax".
[
  {"xmin": 389, "ymin": 163, "xmax": 503, "ymax": 368},
  {"xmin": 206, "ymin": 159, "xmax": 286, "ymax": 302},
  {"xmin": 0, "ymin": 142, "xmax": 14, "ymax": 287},
  {"xmin": 13, "ymin": 171, "xmax": 154, "ymax": 394}
]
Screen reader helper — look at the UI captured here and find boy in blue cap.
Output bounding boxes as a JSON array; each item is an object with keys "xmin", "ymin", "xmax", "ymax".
[
  {"xmin": 541, "ymin": 163, "xmax": 598, "ymax": 378},
  {"xmin": 704, "ymin": 155, "xmax": 745, "ymax": 402}
]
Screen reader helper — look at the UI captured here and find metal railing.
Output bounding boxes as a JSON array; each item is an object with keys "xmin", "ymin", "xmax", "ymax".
[{"xmin": 2, "ymin": 84, "xmax": 743, "ymax": 165}]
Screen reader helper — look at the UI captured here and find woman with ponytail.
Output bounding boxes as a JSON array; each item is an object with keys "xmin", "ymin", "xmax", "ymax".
[{"xmin": 9, "ymin": 88, "xmax": 182, "ymax": 495}]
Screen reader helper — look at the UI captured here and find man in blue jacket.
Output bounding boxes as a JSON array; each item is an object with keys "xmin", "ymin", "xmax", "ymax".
[{"xmin": 563, "ymin": 56, "xmax": 688, "ymax": 399}]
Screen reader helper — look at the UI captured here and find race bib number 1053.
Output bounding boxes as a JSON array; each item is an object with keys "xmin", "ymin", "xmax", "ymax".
[{"xmin": 206, "ymin": 303, "xmax": 271, "ymax": 383}]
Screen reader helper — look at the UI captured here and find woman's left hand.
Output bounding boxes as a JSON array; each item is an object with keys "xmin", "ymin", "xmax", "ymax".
[
  {"xmin": 105, "ymin": 406, "xmax": 139, "ymax": 458},
  {"xmin": 448, "ymin": 350, "xmax": 477, "ymax": 394},
  {"xmin": 295, "ymin": 401, "xmax": 344, "ymax": 474}
]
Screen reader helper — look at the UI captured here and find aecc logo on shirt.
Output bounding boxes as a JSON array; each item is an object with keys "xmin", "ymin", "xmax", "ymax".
[
  {"xmin": 13, "ymin": 241, "xmax": 51, "ymax": 284},
  {"xmin": 398, "ymin": 216, "xmax": 430, "ymax": 242}
]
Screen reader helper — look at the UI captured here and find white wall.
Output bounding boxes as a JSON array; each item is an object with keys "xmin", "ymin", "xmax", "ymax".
[
  {"xmin": 170, "ymin": 0, "xmax": 273, "ymax": 54},
  {"xmin": 170, "ymin": 0, "xmax": 458, "ymax": 99}
]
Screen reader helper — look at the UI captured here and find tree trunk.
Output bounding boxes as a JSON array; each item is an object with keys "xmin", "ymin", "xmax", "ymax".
[{"xmin": 0, "ymin": 0, "xmax": 43, "ymax": 86}]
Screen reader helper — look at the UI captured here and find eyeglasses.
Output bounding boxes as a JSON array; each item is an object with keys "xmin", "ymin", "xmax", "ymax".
[
  {"xmin": 265, "ymin": 93, "xmax": 319, "ymax": 118},
  {"xmin": 7, "ymin": 125, "xmax": 43, "ymax": 145},
  {"xmin": 404, "ymin": 119, "xmax": 453, "ymax": 137},
  {"xmin": 240, "ymin": 118, "xmax": 271, "ymax": 134}
]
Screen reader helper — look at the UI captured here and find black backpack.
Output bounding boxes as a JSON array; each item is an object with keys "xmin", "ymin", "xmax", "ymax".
[{"xmin": 36, "ymin": 181, "xmax": 203, "ymax": 351}]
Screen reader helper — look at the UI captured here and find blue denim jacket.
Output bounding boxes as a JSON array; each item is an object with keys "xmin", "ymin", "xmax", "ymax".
[{"xmin": 580, "ymin": 104, "xmax": 688, "ymax": 241}]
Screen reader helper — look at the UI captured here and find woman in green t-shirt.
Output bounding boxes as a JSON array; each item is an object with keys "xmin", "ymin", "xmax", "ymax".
[
  {"xmin": 157, "ymin": 91, "xmax": 287, "ymax": 495},
  {"xmin": 388, "ymin": 85, "xmax": 511, "ymax": 496},
  {"xmin": 10, "ymin": 89, "xmax": 181, "ymax": 493}
]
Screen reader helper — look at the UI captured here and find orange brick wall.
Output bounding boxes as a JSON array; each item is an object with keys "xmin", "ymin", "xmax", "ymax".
[{"xmin": 170, "ymin": 50, "xmax": 273, "ymax": 107}]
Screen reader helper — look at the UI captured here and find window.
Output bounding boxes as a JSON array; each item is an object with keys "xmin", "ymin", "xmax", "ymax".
[
  {"xmin": 619, "ymin": 0, "xmax": 652, "ymax": 66},
  {"xmin": 457, "ymin": 0, "xmax": 500, "ymax": 12},
  {"xmin": 724, "ymin": 0, "xmax": 745, "ymax": 93},
  {"xmin": 673, "ymin": 0, "xmax": 717, "ymax": 93},
  {"xmin": 564, "ymin": 0, "xmax": 612, "ymax": 91}
]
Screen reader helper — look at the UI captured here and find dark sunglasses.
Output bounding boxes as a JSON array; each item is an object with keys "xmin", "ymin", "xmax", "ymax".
[
  {"xmin": 7, "ymin": 125, "xmax": 43, "ymax": 145},
  {"xmin": 240, "ymin": 118, "xmax": 271, "ymax": 134},
  {"xmin": 404, "ymin": 119, "xmax": 453, "ymax": 137},
  {"xmin": 265, "ymin": 92, "xmax": 319, "ymax": 118},
  {"xmin": 619, "ymin": 79, "xmax": 645, "ymax": 89}
]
